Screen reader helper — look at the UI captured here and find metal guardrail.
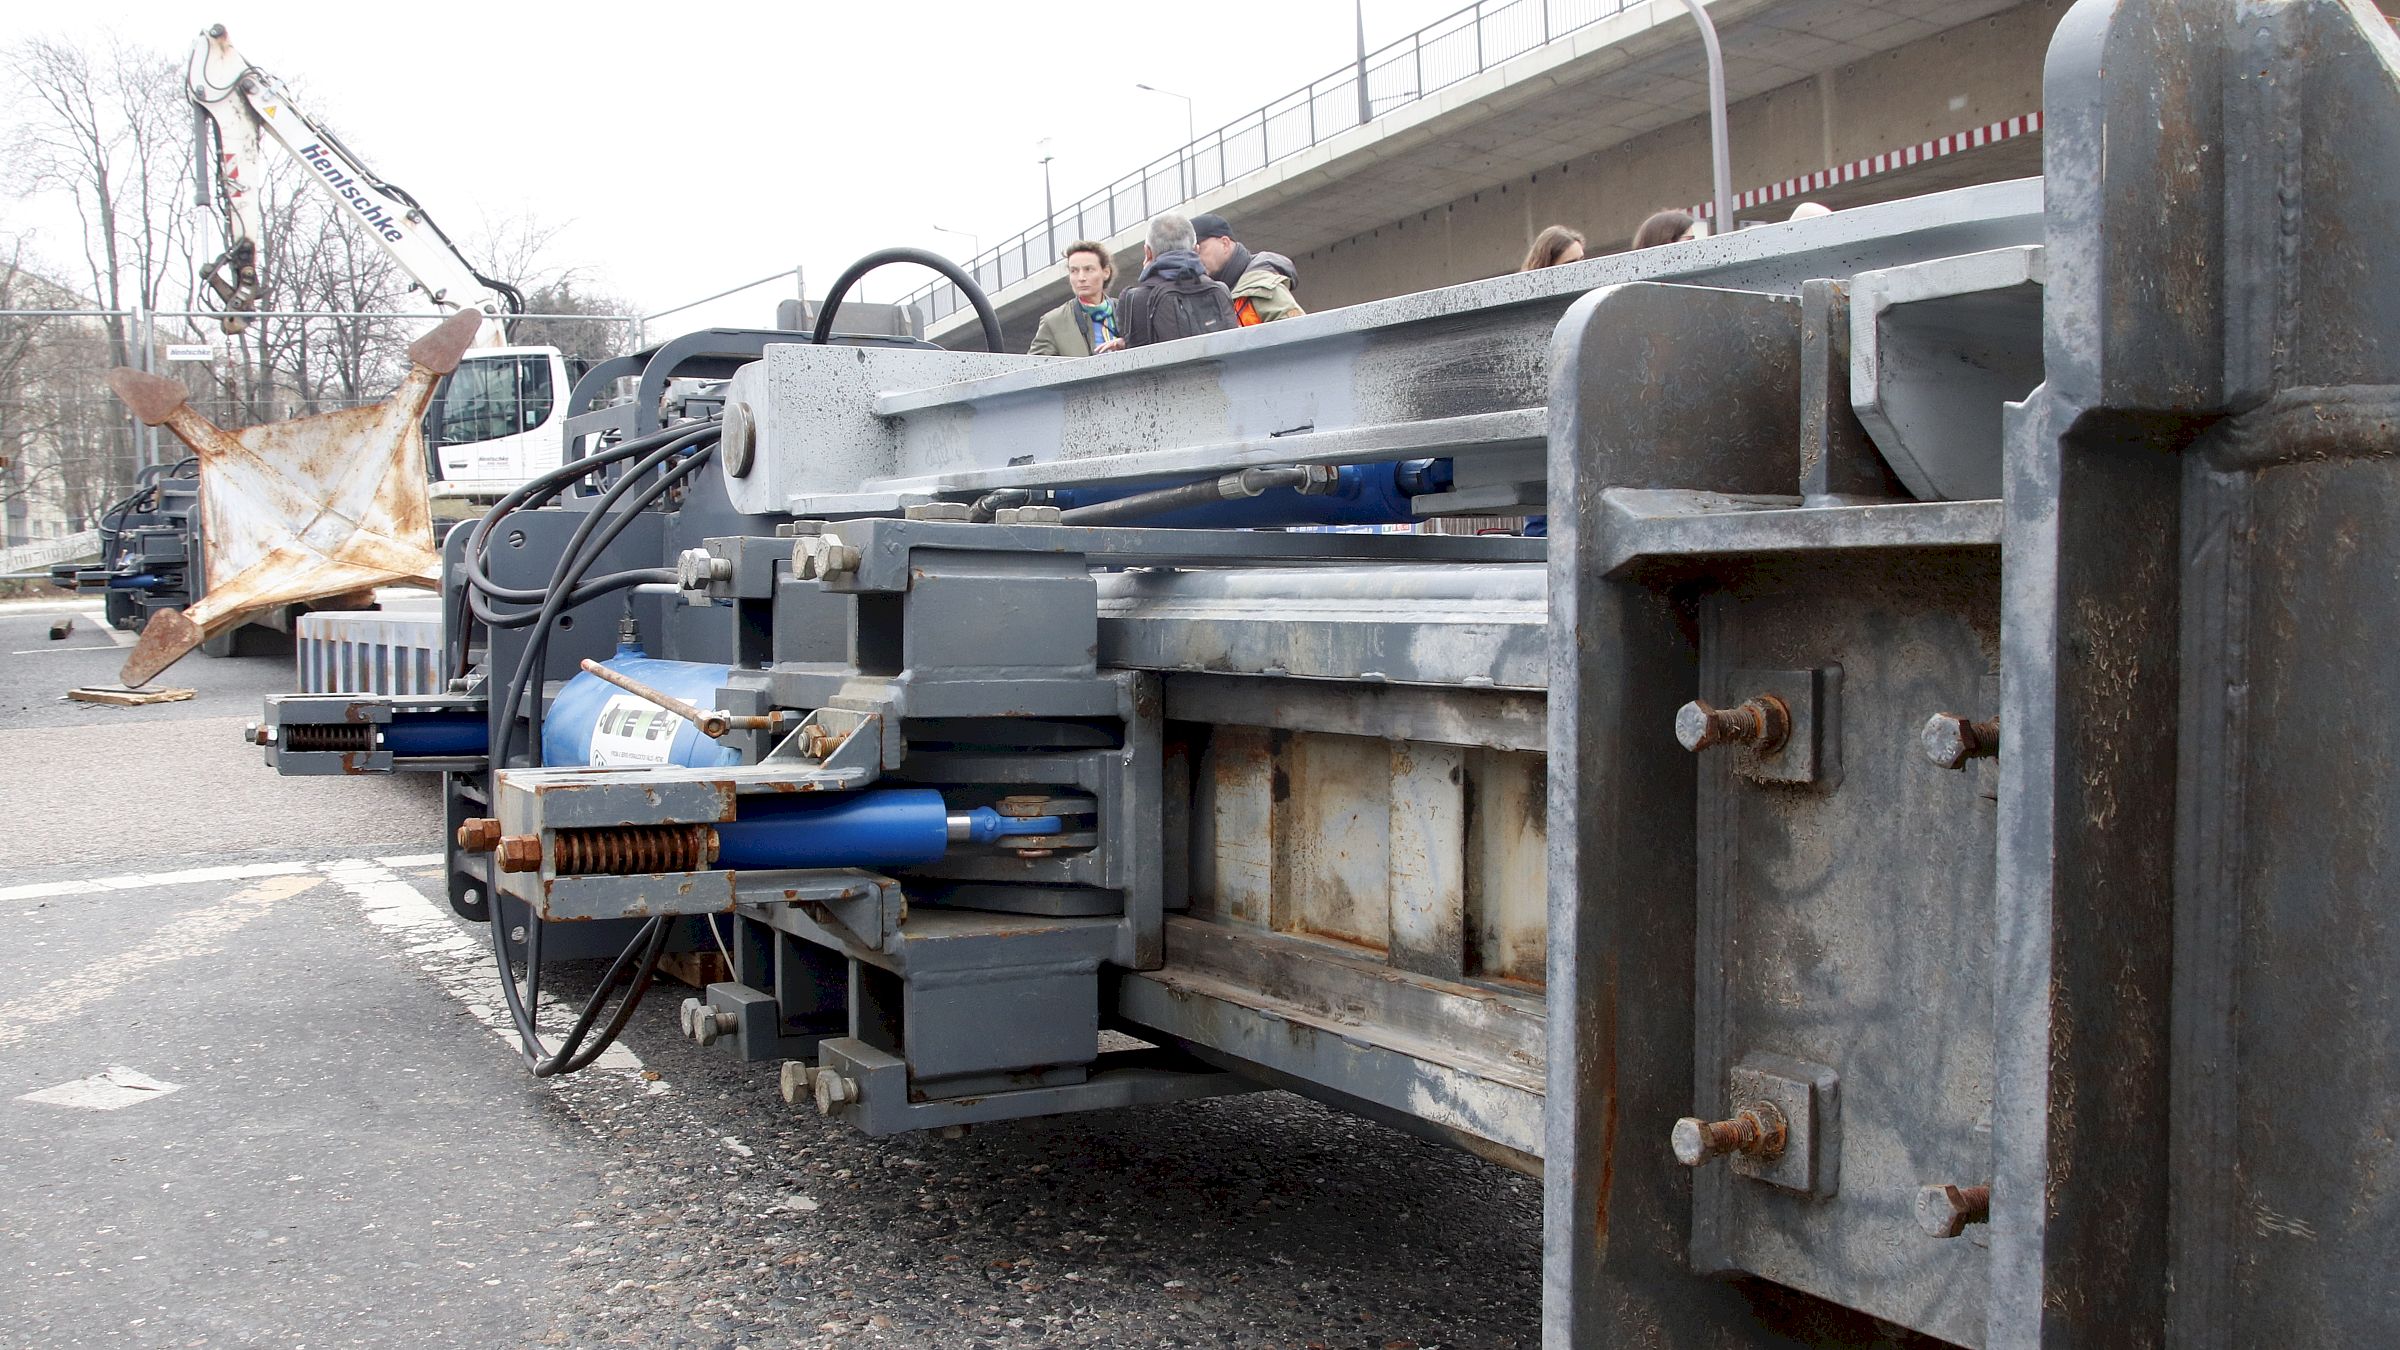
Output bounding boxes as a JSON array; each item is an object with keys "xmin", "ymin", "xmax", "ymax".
[
  {"xmin": 0, "ymin": 529, "xmax": 101, "ymax": 578},
  {"xmin": 898, "ymin": 0, "xmax": 1644, "ymax": 329}
]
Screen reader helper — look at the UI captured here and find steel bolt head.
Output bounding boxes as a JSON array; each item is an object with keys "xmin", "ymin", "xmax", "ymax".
[
  {"xmin": 722, "ymin": 400, "xmax": 756, "ymax": 478},
  {"xmin": 496, "ymin": 835, "xmax": 544, "ymax": 874},
  {"xmin": 693, "ymin": 1008, "xmax": 728, "ymax": 1047},
  {"xmin": 1677, "ymin": 696, "xmax": 1790, "ymax": 754},
  {"xmin": 814, "ymin": 1071, "xmax": 856, "ymax": 1115},
  {"xmin": 456, "ymin": 817, "xmax": 503, "ymax": 853},
  {"xmin": 1916, "ymin": 1182, "xmax": 1991, "ymax": 1238},
  {"xmin": 679, "ymin": 997, "xmax": 704, "ymax": 1037},
  {"xmin": 1921, "ymin": 713, "xmax": 1999, "ymax": 770},
  {"xmin": 779, "ymin": 1062, "xmax": 818, "ymax": 1104},
  {"xmin": 1670, "ymin": 1101, "xmax": 1787, "ymax": 1166},
  {"xmin": 1670, "ymin": 1116, "xmax": 1718, "ymax": 1166}
]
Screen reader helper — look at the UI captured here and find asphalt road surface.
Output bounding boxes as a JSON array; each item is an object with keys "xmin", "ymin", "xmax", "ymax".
[{"xmin": 0, "ymin": 598, "xmax": 1540, "ymax": 1349}]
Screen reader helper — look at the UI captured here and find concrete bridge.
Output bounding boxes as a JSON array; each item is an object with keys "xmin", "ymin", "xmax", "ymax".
[{"xmin": 912, "ymin": 0, "xmax": 2063, "ymax": 352}]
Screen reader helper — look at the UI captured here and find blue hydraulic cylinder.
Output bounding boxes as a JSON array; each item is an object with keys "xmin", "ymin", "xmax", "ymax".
[
  {"xmin": 381, "ymin": 713, "xmax": 490, "ymax": 757},
  {"xmin": 712, "ymin": 791, "xmax": 1063, "ymax": 871},
  {"xmin": 106, "ymin": 574, "xmax": 160, "ymax": 590},
  {"xmin": 541, "ymin": 641, "xmax": 743, "ymax": 769},
  {"xmin": 1049, "ymin": 460, "xmax": 1444, "ymax": 529}
]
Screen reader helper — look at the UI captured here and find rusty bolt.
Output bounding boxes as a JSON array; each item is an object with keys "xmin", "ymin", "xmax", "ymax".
[
  {"xmin": 692, "ymin": 1007, "xmax": 736, "ymax": 1047},
  {"xmin": 814, "ymin": 1071, "xmax": 857, "ymax": 1115},
  {"xmin": 1676, "ymin": 695, "xmax": 1791, "ymax": 755},
  {"xmin": 799, "ymin": 723, "xmax": 845, "ymax": 759},
  {"xmin": 245, "ymin": 721, "xmax": 274, "ymax": 747},
  {"xmin": 779, "ymin": 1061, "xmax": 818, "ymax": 1104},
  {"xmin": 995, "ymin": 794, "xmax": 1051, "ymax": 818},
  {"xmin": 496, "ymin": 835, "xmax": 544, "ymax": 874},
  {"xmin": 457, "ymin": 818, "xmax": 504, "ymax": 853},
  {"xmin": 1916, "ymin": 1182, "xmax": 1992, "ymax": 1238},
  {"xmin": 1671, "ymin": 1100, "xmax": 1790, "ymax": 1167},
  {"xmin": 1921, "ymin": 713, "xmax": 2001, "ymax": 770}
]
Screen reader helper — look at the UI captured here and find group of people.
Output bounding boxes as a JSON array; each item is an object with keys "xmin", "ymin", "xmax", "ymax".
[
  {"xmin": 1030, "ymin": 196, "xmax": 1837, "ymax": 355},
  {"xmin": 1519, "ymin": 200, "xmax": 1831, "ymax": 271},
  {"xmin": 1029, "ymin": 211, "xmax": 1303, "ymax": 357}
]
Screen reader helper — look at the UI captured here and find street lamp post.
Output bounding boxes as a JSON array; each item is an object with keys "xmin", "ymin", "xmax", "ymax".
[
  {"xmin": 1134, "ymin": 83, "xmax": 1196, "ymax": 202},
  {"xmin": 1038, "ymin": 139, "xmax": 1057, "ymax": 260}
]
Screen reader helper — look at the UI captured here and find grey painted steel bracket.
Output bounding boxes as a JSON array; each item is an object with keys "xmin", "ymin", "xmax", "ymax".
[{"xmin": 811, "ymin": 1038, "xmax": 1250, "ymax": 1137}]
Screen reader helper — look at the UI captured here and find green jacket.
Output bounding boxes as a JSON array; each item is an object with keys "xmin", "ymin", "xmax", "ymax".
[
  {"xmin": 1230, "ymin": 268, "xmax": 1304, "ymax": 324},
  {"xmin": 1028, "ymin": 299, "xmax": 1116, "ymax": 356}
]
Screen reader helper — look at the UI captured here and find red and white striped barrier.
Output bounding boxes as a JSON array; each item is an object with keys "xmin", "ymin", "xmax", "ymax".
[{"xmin": 1689, "ymin": 111, "xmax": 2044, "ymax": 221}]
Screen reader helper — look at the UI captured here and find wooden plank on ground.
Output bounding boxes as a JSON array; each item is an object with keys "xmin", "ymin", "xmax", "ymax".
[{"xmin": 67, "ymin": 685, "xmax": 198, "ymax": 707}]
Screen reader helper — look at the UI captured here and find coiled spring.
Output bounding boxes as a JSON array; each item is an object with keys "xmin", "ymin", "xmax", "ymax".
[
  {"xmin": 550, "ymin": 825, "xmax": 720, "ymax": 876},
  {"xmin": 282, "ymin": 723, "xmax": 375, "ymax": 753}
]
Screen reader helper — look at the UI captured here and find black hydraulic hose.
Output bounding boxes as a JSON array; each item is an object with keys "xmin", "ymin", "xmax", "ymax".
[
  {"xmin": 446, "ymin": 421, "xmax": 716, "ymax": 680},
  {"xmin": 465, "ymin": 426, "xmax": 716, "ymax": 606},
  {"xmin": 811, "ymin": 246, "xmax": 1003, "ymax": 353},
  {"xmin": 492, "ymin": 906, "xmax": 671, "ymax": 1077},
  {"xmin": 492, "ymin": 440, "xmax": 718, "ymax": 770},
  {"xmin": 479, "ymin": 434, "xmax": 718, "ymax": 1079},
  {"xmin": 466, "ymin": 569, "xmax": 676, "ymax": 629},
  {"xmin": 1055, "ymin": 466, "xmax": 1317, "ymax": 527}
]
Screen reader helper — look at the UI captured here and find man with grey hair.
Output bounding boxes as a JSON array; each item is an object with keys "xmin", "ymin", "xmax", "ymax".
[{"xmin": 1112, "ymin": 211, "xmax": 1237, "ymax": 350}]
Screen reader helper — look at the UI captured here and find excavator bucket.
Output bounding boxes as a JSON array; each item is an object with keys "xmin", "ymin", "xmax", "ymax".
[{"xmin": 106, "ymin": 309, "xmax": 481, "ymax": 686}]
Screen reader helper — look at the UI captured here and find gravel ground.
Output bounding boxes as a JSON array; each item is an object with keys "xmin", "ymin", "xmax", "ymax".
[{"xmin": 0, "ymin": 604, "xmax": 1542, "ymax": 1348}]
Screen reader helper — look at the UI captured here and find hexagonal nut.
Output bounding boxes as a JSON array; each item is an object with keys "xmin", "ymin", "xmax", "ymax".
[
  {"xmin": 693, "ymin": 1008, "xmax": 727, "ymax": 1047},
  {"xmin": 679, "ymin": 997, "xmax": 705, "ymax": 1038},
  {"xmin": 818, "ymin": 543, "xmax": 860, "ymax": 576},
  {"xmin": 995, "ymin": 505, "xmax": 1063, "ymax": 525},
  {"xmin": 1920, "ymin": 713, "xmax": 1997, "ymax": 770},
  {"xmin": 814, "ymin": 1071, "xmax": 856, "ymax": 1115},
  {"xmin": 902, "ymin": 501, "xmax": 971, "ymax": 522},
  {"xmin": 456, "ymin": 817, "xmax": 504, "ymax": 853},
  {"xmin": 779, "ymin": 1061, "xmax": 818, "ymax": 1104},
  {"xmin": 495, "ymin": 835, "xmax": 544, "ymax": 874},
  {"xmin": 675, "ymin": 547, "xmax": 713, "ymax": 590},
  {"xmin": 244, "ymin": 721, "xmax": 271, "ymax": 747},
  {"xmin": 1916, "ymin": 1182, "xmax": 1990, "ymax": 1238}
]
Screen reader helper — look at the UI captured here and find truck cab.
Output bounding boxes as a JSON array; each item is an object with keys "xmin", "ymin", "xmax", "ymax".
[{"xmin": 422, "ymin": 345, "xmax": 580, "ymax": 503}]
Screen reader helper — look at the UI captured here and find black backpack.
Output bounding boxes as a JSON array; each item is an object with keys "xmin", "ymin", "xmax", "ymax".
[{"xmin": 1128, "ymin": 275, "xmax": 1237, "ymax": 345}]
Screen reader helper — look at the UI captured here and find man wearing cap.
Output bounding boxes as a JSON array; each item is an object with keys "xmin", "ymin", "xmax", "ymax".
[{"xmin": 1192, "ymin": 214, "xmax": 1304, "ymax": 325}]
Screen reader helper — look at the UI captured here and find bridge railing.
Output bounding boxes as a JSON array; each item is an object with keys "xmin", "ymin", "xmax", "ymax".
[{"xmin": 898, "ymin": 0, "xmax": 1643, "ymax": 333}]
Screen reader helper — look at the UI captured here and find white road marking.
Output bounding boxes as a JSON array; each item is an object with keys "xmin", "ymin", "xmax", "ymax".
[
  {"xmin": 0, "ymin": 872, "xmax": 323, "ymax": 1050},
  {"xmin": 374, "ymin": 853, "xmax": 445, "ymax": 869},
  {"xmin": 0, "ymin": 860, "xmax": 316, "ymax": 903},
  {"xmin": 19, "ymin": 1067, "xmax": 182, "ymax": 1111},
  {"xmin": 310, "ymin": 859, "xmax": 648, "ymax": 1078}
]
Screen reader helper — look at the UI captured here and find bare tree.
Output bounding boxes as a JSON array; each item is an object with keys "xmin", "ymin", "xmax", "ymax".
[
  {"xmin": 4, "ymin": 33, "xmax": 203, "ymax": 508},
  {"xmin": 471, "ymin": 211, "xmax": 638, "ymax": 364}
]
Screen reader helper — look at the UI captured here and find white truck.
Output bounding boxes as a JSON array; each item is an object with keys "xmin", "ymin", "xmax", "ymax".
[{"xmin": 187, "ymin": 23, "xmax": 576, "ymax": 502}]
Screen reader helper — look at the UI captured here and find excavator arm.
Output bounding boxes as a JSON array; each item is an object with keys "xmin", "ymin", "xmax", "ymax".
[{"xmin": 187, "ymin": 24, "xmax": 518, "ymax": 343}]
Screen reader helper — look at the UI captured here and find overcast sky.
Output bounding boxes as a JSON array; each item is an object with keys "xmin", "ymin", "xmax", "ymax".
[{"xmin": 11, "ymin": 0, "xmax": 1468, "ymax": 340}]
